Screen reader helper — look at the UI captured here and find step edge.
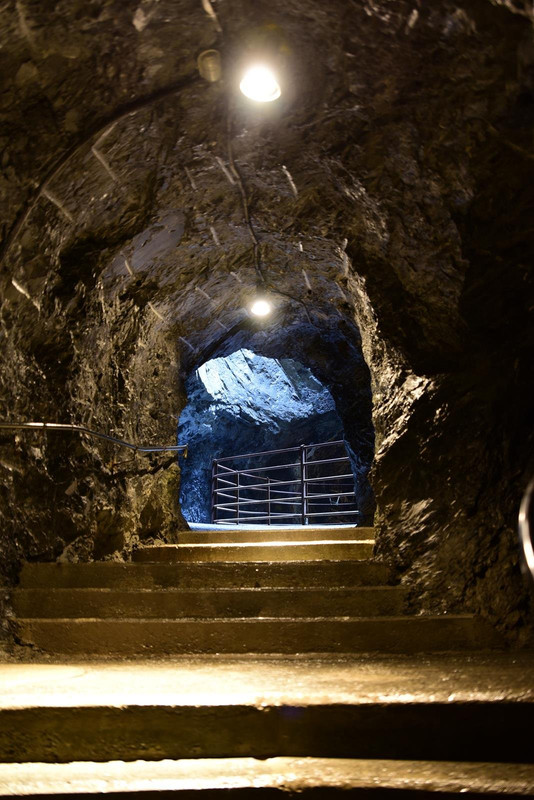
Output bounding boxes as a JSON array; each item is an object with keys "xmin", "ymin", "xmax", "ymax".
[
  {"xmin": 0, "ymin": 756, "xmax": 532, "ymax": 795},
  {"xmin": 12, "ymin": 614, "xmax": 481, "ymax": 624},
  {"xmin": 13, "ymin": 586, "xmax": 404, "ymax": 595}
]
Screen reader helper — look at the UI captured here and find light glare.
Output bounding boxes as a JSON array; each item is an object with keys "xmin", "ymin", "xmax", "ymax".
[
  {"xmin": 240, "ymin": 65, "xmax": 281, "ymax": 103},
  {"xmin": 250, "ymin": 299, "xmax": 272, "ymax": 317}
]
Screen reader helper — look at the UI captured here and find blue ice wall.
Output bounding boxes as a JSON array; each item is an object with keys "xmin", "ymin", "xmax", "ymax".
[{"xmin": 178, "ymin": 349, "xmax": 344, "ymax": 522}]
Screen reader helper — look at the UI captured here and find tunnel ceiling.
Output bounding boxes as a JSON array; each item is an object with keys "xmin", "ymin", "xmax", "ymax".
[
  {"xmin": 1, "ymin": 0, "xmax": 534, "ymax": 641},
  {"xmin": 1, "ymin": 0, "xmax": 532, "ymax": 377}
]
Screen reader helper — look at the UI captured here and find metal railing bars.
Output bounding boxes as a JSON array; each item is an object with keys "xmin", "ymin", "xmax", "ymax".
[
  {"xmin": 0, "ymin": 422, "xmax": 188, "ymax": 456},
  {"xmin": 212, "ymin": 439, "xmax": 359, "ymax": 525},
  {"xmin": 305, "ymin": 491, "xmax": 356, "ymax": 500},
  {"xmin": 304, "ymin": 509, "xmax": 360, "ymax": 517},
  {"xmin": 305, "ymin": 474, "xmax": 354, "ymax": 483},
  {"xmin": 214, "ymin": 497, "xmax": 302, "ymax": 509},
  {"xmin": 304, "ymin": 455, "xmax": 350, "ymax": 466},
  {"xmin": 215, "ymin": 440, "xmax": 348, "ymax": 464},
  {"xmin": 219, "ymin": 462, "xmax": 301, "ymax": 476},
  {"xmin": 225, "ymin": 476, "xmax": 354, "ymax": 489},
  {"xmin": 217, "ymin": 478, "xmax": 299, "ymax": 492}
]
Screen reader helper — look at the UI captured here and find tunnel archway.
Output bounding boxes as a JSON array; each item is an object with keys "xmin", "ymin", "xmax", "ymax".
[
  {"xmin": 179, "ymin": 348, "xmax": 345, "ymax": 523},
  {"xmin": 178, "ymin": 315, "xmax": 375, "ymax": 526}
]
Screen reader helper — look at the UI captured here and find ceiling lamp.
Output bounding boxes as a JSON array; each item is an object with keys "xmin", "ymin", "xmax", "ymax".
[
  {"xmin": 250, "ymin": 297, "xmax": 273, "ymax": 317},
  {"xmin": 239, "ymin": 64, "xmax": 281, "ymax": 103}
]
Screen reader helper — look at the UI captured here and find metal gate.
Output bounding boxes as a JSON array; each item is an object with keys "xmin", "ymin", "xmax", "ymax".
[{"xmin": 211, "ymin": 440, "xmax": 359, "ymax": 525}]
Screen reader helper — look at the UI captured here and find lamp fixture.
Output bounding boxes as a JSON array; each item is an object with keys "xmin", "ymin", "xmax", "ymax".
[
  {"xmin": 250, "ymin": 297, "xmax": 273, "ymax": 317},
  {"xmin": 239, "ymin": 64, "xmax": 281, "ymax": 103},
  {"xmin": 197, "ymin": 49, "xmax": 222, "ymax": 82}
]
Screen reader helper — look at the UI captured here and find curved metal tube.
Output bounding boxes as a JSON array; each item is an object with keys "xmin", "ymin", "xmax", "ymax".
[
  {"xmin": 0, "ymin": 422, "xmax": 187, "ymax": 457},
  {"xmin": 0, "ymin": 74, "xmax": 200, "ymax": 267},
  {"xmin": 519, "ymin": 476, "xmax": 534, "ymax": 584}
]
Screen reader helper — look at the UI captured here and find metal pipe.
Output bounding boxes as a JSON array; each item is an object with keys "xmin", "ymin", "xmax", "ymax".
[
  {"xmin": 214, "ymin": 496, "xmax": 301, "ymax": 509},
  {"xmin": 211, "ymin": 460, "xmax": 217, "ymax": 524},
  {"xmin": 302, "ymin": 455, "xmax": 350, "ymax": 467},
  {"xmin": 300, "ymin": 445, "xmax": 307, "ymax": 525},
  {"xmin": 215, "ymin": 439, "xmax": 348, "ymax": 463},
  {"xmin": 303, "ymin": 509, "xmax": 360, "ymax": 517},
  {"xmin": 213, "ymin": 478, "xmax": 300, "ymax": 492},
  {"xmin": 216, "ymin": 462, "xmax": 300, "ymax": 476},
  {"xmin": 0, "ymin": 422, "xmax": 187, "ymax": 456},
  {"xmin": 305, "ymin": 491, "xmax": 357, "ymax": 501},
  {"xmin": 519, "ymin": 476, "xmax": 534, "ymax": 584},
  {"xmin": 215, "ymin": 513, "xmax": 301, "ymax": 523},
  {"xmin": 1, "ymin": 74, "xmax": 201, "ymax": 267},
  {"xmin": 304, "ymin": 474, "xmax": 354, "ymax": 483}
]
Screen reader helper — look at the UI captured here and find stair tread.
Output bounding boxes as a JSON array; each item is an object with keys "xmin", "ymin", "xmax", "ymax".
[
  {"xmin": 1, "ymin": 654, "xmax": 532, "ymax": 709},
  {"xmin": 191, "ymin": 525, "xmax": 368, "ymax": 531},
  {"xmin": 14, "ymin": 613, "xmax": 476, "ymax": 622},
  {"xmin": 138, "ymin": 541, "xmax": 373, "ymax": 548},
  {"xmin": 13, "ymin": 586, "xmax": 401, "ymax": 594},
  {"xmin": 18, "ymin": 560, "xmax": 392, "ymax": 589},
  {"xmin": 1, "ymin": 655, "xmax": 531, "ymax": 764},
  {"xmin": 12, "ymin": 586, "xmax": 406, "ymax": 619},
  {"xmin": 179, "ymin": 526, "xmax": 375, "ymax": 544},
  {"xmin": 11, "ymin": 615, "xmax": 501, "ymax": 655},
  {"xmin": 133, "ymin": 541, "xmax": 375, "ymax": 564},
  {"xmin": 0, "ymin": 756, "xmax": 533, "ymax": 796}
]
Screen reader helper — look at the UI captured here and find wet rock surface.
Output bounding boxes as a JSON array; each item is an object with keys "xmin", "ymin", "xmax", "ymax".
[{"xmin": 0, "ymin": 0, "xmax": 533, "ymax": 644}]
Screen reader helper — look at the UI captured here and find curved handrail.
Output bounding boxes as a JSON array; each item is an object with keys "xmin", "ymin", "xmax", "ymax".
[
  {"xmin": 0, "ymin": 422, "xmax": 187, "ymax": 457},
  {"xmin": 519, "ymin": 475, "xmax": 534, "ymax": 584}
]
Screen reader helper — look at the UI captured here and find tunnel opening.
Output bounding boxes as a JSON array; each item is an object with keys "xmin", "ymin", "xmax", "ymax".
[{"xmin": 178, "ymin": 347, "xmax": 371, "ymax": 526}]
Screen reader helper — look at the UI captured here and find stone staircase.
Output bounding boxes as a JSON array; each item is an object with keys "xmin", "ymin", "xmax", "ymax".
[
  {"xmin": 2, "ymin": 524, "xmax": 534, "ymax": 797},
  {"xmin": 10, "ymin": 525, "xmax": 498, "ymax": 656}
]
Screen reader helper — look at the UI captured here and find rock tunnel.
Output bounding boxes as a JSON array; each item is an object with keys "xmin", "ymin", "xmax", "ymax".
[{"xmin": 0, "ymin": 0, "xmax": 533, "ymax": 647}]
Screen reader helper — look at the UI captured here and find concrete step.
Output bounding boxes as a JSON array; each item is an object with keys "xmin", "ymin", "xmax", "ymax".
[
  {"xmin": 1, "ymin": 757, "xmax": 533, "ymax": 797},
  {"xmin": 2, "ymin": 654, "xmax": 531, "ymax": 765},
  {"xmin": 179, "ymin": 526, "xmax": 375, "ymax": 544},
  {"xmin": 18, "ymin": 560, "xmax": 394, "ymax": 590},
  {"xmin": 133, "ymin": 541, "xmax": 374, "ymax": 563},
  {"xmin": 11, "ymin": 615, "xmax": 501, "ymax": 656},
  {"xmin": 11, "ymin": 586, "xmax": 406, "ymax": 619},
  {"xmin": 0, "ymin": 685, "xmax": 528, "ymax": 764}
]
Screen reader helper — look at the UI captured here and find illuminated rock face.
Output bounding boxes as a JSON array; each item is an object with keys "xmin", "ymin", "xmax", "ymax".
[
  {"xmin": 0, "ymin": 0, "xmax": 533, "ymax": 643},
  {"xmin": 178, "ymin": 349, "xmax": 346, "ymax": 523}
]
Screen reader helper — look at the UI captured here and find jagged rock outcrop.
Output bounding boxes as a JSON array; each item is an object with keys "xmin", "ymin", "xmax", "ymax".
[{"xmin": 0, "ymin": 0, "xmax": 533, "ymax": 644}]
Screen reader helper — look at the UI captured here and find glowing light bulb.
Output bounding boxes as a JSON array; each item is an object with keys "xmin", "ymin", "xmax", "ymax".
[
  {"xmin": 250, "ymin": 298, "xmax": 272, "ymax": 317},
  {"xmin": 239, "ymin": 64, "xmax": 281, "ymax": 103}
]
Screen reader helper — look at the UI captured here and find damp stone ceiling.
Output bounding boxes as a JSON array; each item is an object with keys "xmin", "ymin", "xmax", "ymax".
[{"xmin": 0, "ymin": 0, "xmax": 533, "ymax": 644}]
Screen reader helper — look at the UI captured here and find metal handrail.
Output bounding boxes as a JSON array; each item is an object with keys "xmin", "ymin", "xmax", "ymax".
[
  {"xmin": 0, "ymin": 422, "xmax": 188, "ymax": 456},
  {"xmin": 216, "ymin": 440, "xmax": 347, "ymax": 464},
  {"xmin": 519, "ymin": 476, "xmax": 534, "ymax": 584}
]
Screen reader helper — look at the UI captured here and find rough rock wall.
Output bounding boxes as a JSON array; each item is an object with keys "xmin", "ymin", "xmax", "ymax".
[
  {"xmin": 334, "ymin": 4, "xmax": 534, "ymax": 644},
  {"xmin": 0, "ymin": 0, "xmax": 533, "ymax": 645}
]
